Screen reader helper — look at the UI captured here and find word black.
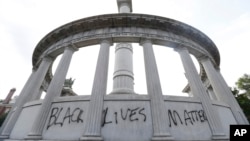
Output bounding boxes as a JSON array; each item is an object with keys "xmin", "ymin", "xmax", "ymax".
[{"xmin": 47, "ymin": 107, "xmax": 84, "ymax": 130}]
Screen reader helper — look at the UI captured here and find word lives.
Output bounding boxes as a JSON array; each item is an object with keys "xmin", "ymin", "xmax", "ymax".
[
  {"xmin": 102, "ymin": 107, "xmax": 147, "ymax": 127},
  {"xmin": 168, "ymin": 109, "xmax": 207, "ymax": 127},
  {"xmin": 47, "ymin": 107, "xmax": 84, "ymax": 130}
]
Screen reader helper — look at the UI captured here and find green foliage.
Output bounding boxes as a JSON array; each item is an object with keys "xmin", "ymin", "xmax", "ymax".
[
  {"xmin": 232, "ymin": 74, "xmax": 250, "ymax": 122},
  {"xmin": 236, "ymin": 74, "xmax": 250, "ymax": 96}
]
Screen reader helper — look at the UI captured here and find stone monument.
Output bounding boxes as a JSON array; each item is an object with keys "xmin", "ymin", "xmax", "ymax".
[{"xmin": 0, "ymin": 0, "xmax": 248, "ymax": 141}]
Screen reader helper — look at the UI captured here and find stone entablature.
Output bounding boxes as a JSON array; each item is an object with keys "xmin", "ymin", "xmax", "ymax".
[
  {"xmin": 33, "ymin": 13, "xmax": 219, "ymax": 67},
  {"xmin": 31, "ymin": 14, "xmax": 221, "ymax": 88},
  {"xmin": 30, "ymin": 14, "xmax": 222, "ymax": 88}
]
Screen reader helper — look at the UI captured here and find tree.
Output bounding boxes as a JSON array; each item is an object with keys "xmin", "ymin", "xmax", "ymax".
[
  {"xmin": 236, "ymin": 74, "xmax": 250, "ymax": 97},
  {"xmin": 232, "ymin": 74, "xmax": 250, "ymax": 122}
]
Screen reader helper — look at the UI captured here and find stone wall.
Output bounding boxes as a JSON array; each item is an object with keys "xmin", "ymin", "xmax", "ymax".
[{"xmin": 9, "ymin": 95, "xmax": 235, "ymax": 141}]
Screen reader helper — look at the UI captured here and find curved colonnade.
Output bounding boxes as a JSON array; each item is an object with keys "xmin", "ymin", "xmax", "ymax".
[{"xmin": 0, "ymin": 13, "xmax": 248, "ymax": 141}]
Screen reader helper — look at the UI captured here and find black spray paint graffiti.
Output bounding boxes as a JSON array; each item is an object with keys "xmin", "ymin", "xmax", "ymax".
[
  {"xmin": 168, "ymin": 109, "xmax": 207, "ymax": 127},
  {"xmin": 102, "ymin": 107, "xmax": 147, "ymax": 127},
  {"xmin": 47, "ymin": 107, "xmax": 84, "ymax": 130},
  {"xmin": 46, "ymin": 106, "xmax": 208, "ymax": 129}
]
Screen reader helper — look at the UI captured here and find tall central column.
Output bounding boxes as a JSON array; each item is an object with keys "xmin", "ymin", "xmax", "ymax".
[
  {"xmin": 111, "ymin": 0, "xmax": 135, "ymax": 94},
  {"xmin": 112, "ymin": 43, "xmax": 134, "ymax": 94}
]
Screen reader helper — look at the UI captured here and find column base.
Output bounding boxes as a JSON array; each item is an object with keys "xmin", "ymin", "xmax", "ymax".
[
  {"xmin": 80, "ymin": 135, "xmax": 103, "ymax": 141},
  {"xmin": 110, "ymin": 88, "xmax": 135, "ymax": 94},
  {"xmin": 0, "ymin": 135, "xmax": 9, "ymax": 140},
  {"xmin": 212, "ymin": 133, "xmax": 228, "ymax": 140},
  {"xmin": 25, "ymin": 134, "xmax": 42, "ymax": 140},
  {"xmin": 151, "ymin": 134, "xmax": 174, "ymax": 141}
]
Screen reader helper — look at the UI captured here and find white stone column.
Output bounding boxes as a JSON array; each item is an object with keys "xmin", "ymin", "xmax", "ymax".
[
  {"xmin": 141, "ymin": 39, "xmax": 173, "ymax": 140},
  {"xmin": 201, "ymin": 57, "xmax": 249, "ymax": 124},
  {"xmin": 26, "ymin": 45, "xmax": 78, "ymax": 140},
  {"xmin": 111, "ymin": 43, "xmax": 134, "ymax": 94},
  {"xmin": 111, "ymin": 0, "xmax": 135, "ymax": 94},
  {"xmin": 176, "ymin": 47, "xmax": 227, "ymax": 139},
  {"xmin": 0, "ymin": 70, "xmax": 35, "ymax": 138},
  {"xmin": 32, "ymin": 87, "xmax": 44, "ymax": 100},
  {"xmin": 30, "ymin": 57, "xmax": 52, "ymax": 101},
  {"xmin": 80, "ymin": 40, "xmax": 111, "ymax": 141},
  {"xmin": 0, "ymin": 57, "xmax": 52, "ymax": 139},
  {"xmin": 207, "ymin": 86, "xmax": 218, "ymax": 101}
]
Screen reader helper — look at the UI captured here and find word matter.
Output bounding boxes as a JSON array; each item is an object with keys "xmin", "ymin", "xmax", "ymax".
[{"xmin": 168, "ymin": 109, "xmax": 207, "ymax": 127}]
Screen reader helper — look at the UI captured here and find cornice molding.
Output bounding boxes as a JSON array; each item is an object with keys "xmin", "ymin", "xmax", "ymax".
[{"xmin": 32, "ymin": 13, "xmax": 220, "ymax": 67}]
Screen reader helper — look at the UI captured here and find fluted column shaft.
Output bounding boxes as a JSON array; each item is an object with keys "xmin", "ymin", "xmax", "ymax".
[
  {"xmin": 0, "ymin": 71, "xmax": 35, "ymax": 138},
  {"xmin": 26, "ymin": 46, "xmax": 78, "ymax": 140},
  {"xmin": 80, "ymin": 40, "xmax": 111, "ymax": 141},
  {"xmin": 176, "ymin": 48, "xmax": 226, "ymax": 139},
  {"xmin": 201, "ymin": 58, "xmax": 249, "ymax": 124},
  {"xmin": 30, "ymin": 57, "xmax": 52, "ymax": 101},
  {"xmin": 112, "ymin": 43, "xmax": 134, "ymax": 94},
  {"xmin": 141, "ymin": 39, "xmax": 173, "ymax": 140},
  {"xmin": 0, "ymin": 57, "xmax": 52, "ymax": 139},
  {"xmin": 112, "ymin": 0, "xmax": 134, "ymax": 94}
]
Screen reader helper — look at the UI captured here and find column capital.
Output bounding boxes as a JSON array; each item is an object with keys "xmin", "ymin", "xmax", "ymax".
[
  {"xmin": 32, "ymin": 66, "xmax": 38, "ymax": 72},
  {"xmin": 100, "ymin": 39, "xmax": 113, "ymax": 46},
  {"xmin": 139, "ymin": 38, "xmax": 152, "ymax": 46},
  {"xmin": 33, "ymin": 56, "xmax": 53, "ymax": 71},
  {"xmin": 173, "ymin": 46, "xmax": 188, "ymax": 52},
  {"xmin": 199, "ymin": 56, "xmax": 220, "ymax": 70},
  {"xmin": 66, "ymin": 43, "xmax": 79, "ymax": 52},
  {"xmin": 198, "ymin": 56, "xmax": 210, "ymax": 62},
  {"xmin": 115, "ymin": 43, "xmax": 133, "ymax": 53},
  {"xmin": 43, "ymin": 55, "xmax": 53, "ymax": 62}
]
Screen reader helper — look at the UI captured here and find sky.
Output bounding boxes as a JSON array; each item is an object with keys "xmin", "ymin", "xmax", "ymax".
[{"xmin": 0, "ymin": 0, "xmax": 250, "ymax": 99}]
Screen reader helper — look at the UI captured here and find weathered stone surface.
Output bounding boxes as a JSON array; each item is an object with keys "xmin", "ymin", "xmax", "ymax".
[{"xmin": 6, "ymin": 96, "xmax": 236, "ymax": 141}]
